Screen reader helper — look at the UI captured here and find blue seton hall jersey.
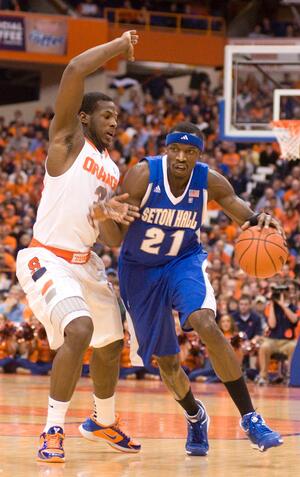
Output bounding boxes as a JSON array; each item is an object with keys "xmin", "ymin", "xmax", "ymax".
[{"xmin": 120, "ymin": 155, "xmax": 208, "ymax": 266}]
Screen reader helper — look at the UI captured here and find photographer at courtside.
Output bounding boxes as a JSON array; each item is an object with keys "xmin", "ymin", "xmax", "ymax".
[{"xmin": 256, "ymin": 285, "xmax": 298, "ymax": 386}]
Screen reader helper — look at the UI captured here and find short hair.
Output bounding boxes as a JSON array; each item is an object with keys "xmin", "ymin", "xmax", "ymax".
[
  {"xmin": 79, "ymin": 92, "xmax": 114, "ymax": 114},
  {"xmin": 170, "ymin": 121, "xmax": 204, "ymax": 142},
  {"xmin": 240, "ymin": 295, "xmax": 251, "ymax": 303}
]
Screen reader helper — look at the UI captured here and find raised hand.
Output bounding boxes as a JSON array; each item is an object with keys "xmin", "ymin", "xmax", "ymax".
[{"xmin": 121, "ymin": 30, "xmax": 139, "ymax": 61}]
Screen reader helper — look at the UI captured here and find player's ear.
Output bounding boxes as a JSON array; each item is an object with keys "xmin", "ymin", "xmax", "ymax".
[{"xmin": 79, "ymin": 111, "xmax": 89, "ymax": 125}]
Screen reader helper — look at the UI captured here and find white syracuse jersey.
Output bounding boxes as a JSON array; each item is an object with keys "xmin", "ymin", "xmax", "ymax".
[{"xmin": 33, "ymin": 138, "xmax": 119, "ymax": 252}]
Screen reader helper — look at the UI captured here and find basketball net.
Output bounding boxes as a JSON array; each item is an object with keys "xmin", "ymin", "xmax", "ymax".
[{"xmin": 271, "ymin": 120, "xmax": 300, "ymax": 161}]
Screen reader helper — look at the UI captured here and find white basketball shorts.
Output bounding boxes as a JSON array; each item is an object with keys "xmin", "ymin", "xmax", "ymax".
[{"xmin": 16, "ymin": 247, "xmax": 123, "ymax": 350}]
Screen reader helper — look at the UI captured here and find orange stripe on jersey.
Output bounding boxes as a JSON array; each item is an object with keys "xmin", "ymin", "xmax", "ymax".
[
  {"xmin": 85, "ymin": 137, "xmax": 109, "ymax": 158},
  {"xmin": 41, "ymin": 280, "xmax": 53, "ymax": 296},
  {"xmin": 29, "ymin": 238, "xmax": 91, "ymax": 264},
  {"xmin": 85, "ymin": 137, "xmax": 98, "ymax": 151}
]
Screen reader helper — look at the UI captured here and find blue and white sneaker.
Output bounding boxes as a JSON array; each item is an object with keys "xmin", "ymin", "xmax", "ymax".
[
  {"xmin": 241, "ymin": 412, "xmax": 283, "ymax": 452},
  {"xmin": 185, "ymin": 400, "xmax": 210, "ymax": 456}
]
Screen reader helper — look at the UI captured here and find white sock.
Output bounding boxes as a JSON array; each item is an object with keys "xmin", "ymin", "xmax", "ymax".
[
  {"xmin": 93, "ymin": 394, "xmax": 115, "ymax": 426},
  {"xmin": 43, "ymin": 397, "xmax": 71, "ymax": 433}
]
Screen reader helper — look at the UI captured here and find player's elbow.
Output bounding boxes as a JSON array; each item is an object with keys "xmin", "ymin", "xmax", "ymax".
[{"xmin": 64, "ymin": 58, "xmax": 84, "ymax": 77}]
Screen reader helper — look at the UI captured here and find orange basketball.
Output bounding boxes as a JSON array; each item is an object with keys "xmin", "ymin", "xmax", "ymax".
[{"xmin": 234, "ymin": 226, "xmax": 288, "ymax": 278}]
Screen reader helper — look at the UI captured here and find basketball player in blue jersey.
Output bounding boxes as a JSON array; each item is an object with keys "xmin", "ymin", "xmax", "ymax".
[{"xmin": 93, "ymin": 121, "xmax": 284, "ymax": 455}]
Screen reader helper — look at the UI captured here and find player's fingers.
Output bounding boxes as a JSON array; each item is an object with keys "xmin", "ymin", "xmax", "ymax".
[
  {"xmin": 128, "ymin": 204, "xmax": 140, "ymax": 212},
  {"xmin": 263, "ymin": 214, "xmax": 272, "ymax": 229},
  {"xmin": 113, "ymin": 213, "xmax": 131, "ymax": 225},
  {"xmin": 114, "ymin": 193, "xmax": 130, "ymax": 203},
  {"xmin": 128, "ymin": 210, "xmax": 140, "ymax": 219},
  {"xmin": 124, "ymin": 214, "xmax": 136, "ymax": 223},
  {"xmin": 126, "ymin": 210, "xmax": 140, "ymax": 220},
  {"xmin": 111, "ymin": 213, "xmax": 125, "ymax": 223},
  {"xmin": 257, "ymin": 213, "xmax": 266, "ymax": 230},
  {"xmin": 241, "ymin": 220, "xmax": 250, "ymax": 230}
]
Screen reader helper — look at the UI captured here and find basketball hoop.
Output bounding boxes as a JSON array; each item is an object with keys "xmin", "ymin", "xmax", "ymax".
[{"xmin": 271, "ymin": 120, "xmax": 300, "ymax": 161}]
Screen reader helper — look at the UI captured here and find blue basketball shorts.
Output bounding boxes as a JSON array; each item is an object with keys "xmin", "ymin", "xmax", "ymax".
[{"xmin": 118, "ymin": 252, "xmax": 216, "ymax": 366}]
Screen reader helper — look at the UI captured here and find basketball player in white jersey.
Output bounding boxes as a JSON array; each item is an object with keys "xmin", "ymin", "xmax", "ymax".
[{"xmin": 16, "ymin": 31, "xmax": 141, "ymax": 462}]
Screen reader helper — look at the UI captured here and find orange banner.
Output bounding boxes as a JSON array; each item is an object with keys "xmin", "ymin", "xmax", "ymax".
[
  {"xmin": 0, "ymin": 11, "xmax": 108, "ymax": 65},
  {"xmin": 0, "ymin": 11, "xmax": 224, "ymax": 67}
]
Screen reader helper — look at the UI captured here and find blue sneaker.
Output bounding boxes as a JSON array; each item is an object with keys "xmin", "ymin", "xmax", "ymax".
[
  {"xmin": 185, "ymin": 401, "xmax": 210, "ymax": 456},
  {"xmin": 241, "ymin": 412, "xmax": 283, "ymax": 452},
  {"xmin": 79, "ymin": 415, "xmax": 141, "ymax": 453}
]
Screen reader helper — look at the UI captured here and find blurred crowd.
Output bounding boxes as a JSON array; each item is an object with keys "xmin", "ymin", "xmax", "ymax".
[
  {"xmin": 248, "ymin": 16, "xmax": 300, "ymax": 39},
  {"xmin": 236, "ymin": 72, "xmax": 300, "ymax": 127},
  {"xmin": 0, "ymin": 72, "xmax": 299, "ymax": 385},
  {"xmin": 2, "ymin": 0, "xmax": 299, "ymax": 38}
]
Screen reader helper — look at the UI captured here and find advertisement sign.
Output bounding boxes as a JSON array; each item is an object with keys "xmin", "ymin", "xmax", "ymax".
[
  {"xmin": 0, "ymin": 15, "xmax": 25, "ymax": 51},
  {"xmin": 25, "ymin": 16, "xmax": 67, "ymax": 55}
]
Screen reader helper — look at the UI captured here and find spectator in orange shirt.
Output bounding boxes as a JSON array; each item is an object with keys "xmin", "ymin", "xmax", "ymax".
[
  {"xmin": 208, "ymin": 239, "xmax": 231, "ymax": 266},
  {"xmin": 218, "ymin": 214, "xmax": 238, "ymax": 242},
  {"xmin": 0, "ymin": 225, "xmax": 17, "ymax": 254},
  {"xmin": 283, "ymin": 179, "xmax": 300, "ymax": 203},
  {"xmin": 263, "ymin": 197, "xmax": 285, "ymax": 223},
  {"xmin": 7, "ymin": 173, "xmax": 30, "ymax": 197},
  {"xmin": 281, "ymin": 204, "xmax": 299, "ymax": 234},
  {"xmin": 0, "ymin": 245, "xmax": 16, "ymax": 273},
  {"xmin": 222, "ymin": 143, "xmax": 240, "ymax": 168},
  {"xmin": 16, "ymin": 321, "xmax": 53, "ymax": 375},
  {"xmin": 3, "ymin": 204, "xmax": 20, "ymax": 229}
]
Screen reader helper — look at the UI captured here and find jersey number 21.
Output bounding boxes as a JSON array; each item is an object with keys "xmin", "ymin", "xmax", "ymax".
[{"xmin": 140, "ymin": 227, "xmax": 184, "ymax": 256}]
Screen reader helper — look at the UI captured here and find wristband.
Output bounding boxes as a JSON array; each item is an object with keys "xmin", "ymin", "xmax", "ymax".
[{"xmin": 248, "ymin": 213, "xmax": 261, "ymax": 226}]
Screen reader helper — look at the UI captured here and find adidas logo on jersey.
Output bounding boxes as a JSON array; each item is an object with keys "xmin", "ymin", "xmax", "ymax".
[
  {"xmin": 154, "ymin": 185, "xmax": 161, "ymax": 193},
  {"xmin": 180, "ymin": 135, "xmax": 189, "ymax": 140}
]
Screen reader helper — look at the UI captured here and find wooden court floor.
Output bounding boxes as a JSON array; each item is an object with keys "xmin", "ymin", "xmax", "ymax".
[{"xmin": 0, "ymin": 374, "xmax": 299, "ymax": 477}]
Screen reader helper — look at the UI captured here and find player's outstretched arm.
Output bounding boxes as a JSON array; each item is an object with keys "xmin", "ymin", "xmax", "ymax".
[
  {"xmin": 94, "ymin": 161, "xmax": 149, "ymax": 247},
  {"xmin": 207, "ymin": 169, "xmax": 283, "ymax": 234},
  {"xmin": 47, "ymin": 31, "xmax": 138, "ymax": 174},
  {"xmin": 50, "ymin": 30, "xmax": 138, "ymax": 141}
]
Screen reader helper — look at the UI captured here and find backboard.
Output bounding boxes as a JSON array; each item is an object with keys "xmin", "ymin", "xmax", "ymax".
[{"xmin": 220, "ymin": 44, "xmax": 300, "ymax": 142}]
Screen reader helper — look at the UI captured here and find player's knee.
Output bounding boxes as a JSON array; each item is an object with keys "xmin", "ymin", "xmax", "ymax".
[
  {"xmin": 156, "ymin": 354, "xmax": 181, "ymax": 376},
  {"xmin": 190, "ymin": 310, "xmax": 221, "ymax": 344},
  {"xmin": 64, "ymin": 316, "xmax": 93, "ymax": 350}
]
